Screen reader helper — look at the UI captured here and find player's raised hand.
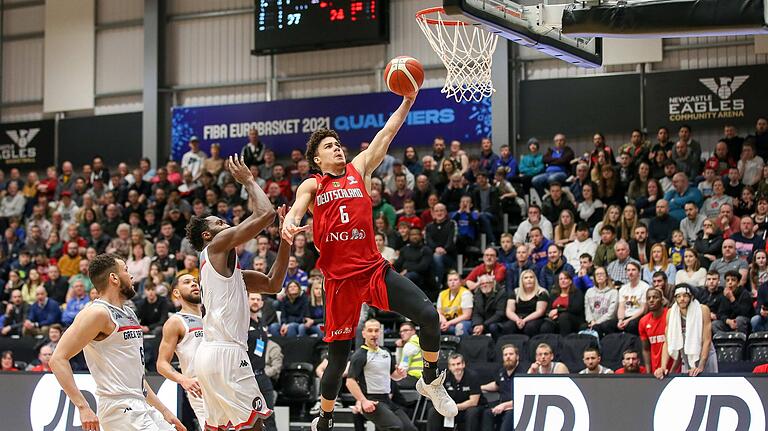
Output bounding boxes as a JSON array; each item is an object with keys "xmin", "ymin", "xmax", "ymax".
[
  {"xmin": 77, "ymin": 405, "xmax": 99, "ymax": 431},
  {"xmin": 227, "ymin": 154, "xmax": 253, "ymax": 185}
]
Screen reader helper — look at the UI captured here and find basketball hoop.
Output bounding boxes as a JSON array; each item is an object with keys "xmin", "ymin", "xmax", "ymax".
[{"xmin": 416, "ymin": 7, "xmax": 498, "ymax": 103}]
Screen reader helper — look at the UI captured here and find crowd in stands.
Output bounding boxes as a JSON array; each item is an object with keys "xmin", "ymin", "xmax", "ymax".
[{"xmin": 0, "ymin": 117, "xmax": 767, "ymax": 427}]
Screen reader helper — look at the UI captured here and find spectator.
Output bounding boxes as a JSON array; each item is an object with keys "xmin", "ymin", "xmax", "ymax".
[
  {"xmin": 580, "ymin": 346, "xmax": 613, "ymax": 374},
  {"xmin": 569, "ymin": 162, "xmax": 593, "ymax": 204},
  {"xmin": 700, "ymin": 271, "xmax": 724, "ymax": 319},
  {"xmin": 1, "ymin": 289, "xmax": 28, "ymax": 336},
  {"xmin": 619, "ymin": 205, "xmax": 639, "ymax": 244},
  {"xmin": 44, "ymin": 265, "xmax": 69, "ymax": 305},
  {"xmin": 596, "ymin": 164, "xmax": 625, "ymax": 208},
  {"xmin": 593, "ymin": 225, "xmax": 618, "ymax": 269},
  {"xmin": 57, "ymin": 242, "xmax": 81, "ymax": 278},
  {"xmin": 396, "ymin": 200, "xmax": 422, "ymax": 229},
  {"xmin": 271, "ymin": 281, "xmax": 310, "ymax": 337},
  {"xmin": 436, "ymin": 271, "xmax": 473, "ymax": 336},
  {"xmin": 639, "ymin": 288, "xmax": 671, "ymax": 375},
  {"xmin": 370, "ymin": 189, "xmax": 396, "ymax": 229},
  {"xmin": 254, "ymin": 235, "xmax": 277, "ymax": 269},
  {"xmin": 292, "ymin": 233, "xmax": 317, "ymax": 272},
  {"xmin": 532, "ymin": 134, "xmax": 575, "ymax": 196},
  {"xmin": 730, "ymin": 216, "xmax": 764, "ymax": 262},
  {"xmin": 500, "ymin": 269, "xmax": 548, "ymax": 336},
  {"xmin": 553, "ymin": 209, "xmax": 577, "ymax": 248},
  {"xmin": 28, "ymin": 344, "xmax": 53, "ymax": 372},
  {"xmin": 471, "ymin": 171, "xmax": 500, "ymax": 243},
  {"xmin": 697, "ymin": 163, "xmax": 718, "ymax": 198},
  {"xmin": 180, "ymin": 137, "xmax": 206, "ymax": 180},
  {"xmin": 592, "ymin": 204, "xmax": 621, "ymax": 242},
  {"xmin": 627, "ymin": 162, "xmax": 651, "ymax": 204},
  {"xmin": 648, "ymin": 199, "xmax": 677, "ymax": 246},
  {"xmin": 749, "ymin": 250, "xmax": 768, "ymax": 292},
  {"xmin": 512, "ymin": 205, "xmax": 553, "ymax": 246},
  {"xmin": 664, "ymin": 173, "xmax": 703, "ymax": 223},
  {"xmin": 752, "ymin": 282, "xmax": 768, "ymax": 333},
  {"xmin": 701, "ymin": 179, "xmax": 734, "ymax": 220},
  {"xmin": 151, "ymin": 240, "xmax": 177, "ymax": 281},
  {"xmin": 176, "ymin": 254, "xmax": 200, "ymax": 280},
  {"xmin": 497, "ymin": 233, "xmax": 516, "ymax": 267},
  {"xmin": 203, "ymin": 143, "xmax": 225, "ymax": 180},
  {"xmin": 709, "ymin": 239, "xmax": 748, "ymax": 286},
  {"xmin": 471, "ymin": 274, "xmax": 507, "ymax": 337},
  {"xmin": 680, "ymin": 202, "xmax": 706, "ymax": 246},
  {"xmin": 749, "ymin": 117, "xmax": 768, "ymax": 159},
  {"xmin": 615, "ymin": 349, "xmax": 646, "ymax": 374},
  {"xmin": 0, "ymin": 181, "xmax": 26, "ymax": 227},
  {"xmin": 490, "ymin": 144, "xmax": 517, "ymax": 181},
  {"xmin": 629, "ymin": 223, "xmax": 651, "ymax": 265},
  {"xmin": 425, "ymin": 353, "xmax": 482, "ymax": 431},
  {"xmin": 24, "ymin": 286, "xmax": 61, "ymax": 337},
  {"xmin": 736, "ymin": 186, "xmax": 756, "ymax": 218},
  {"xmin": 724, "ymin": 167, "xmax": 744, "ymax": 200},
  {"xmin": 607, "ymin": 240, "xmax": 639, "ymax": 285},
  {"xmin": 375, "ymin": 233, "xmax": 396, "ymax": 266},
  {"xmin": 21, "ymin": 268, "xmax": 45, "ymax": 304},
  {"xmin": 305, "ymin": 280, "xmax": 325, "ymax": 337},
  {"xmin": 241, "ymin": 128, "xmax": 265, "ymax": 168},
  {"xmin": 478, "ymin": 345, "xmax": 518, "ymax": 431},
  {"xmin": 694, "ymin": 219, "xmax": 723, "ymax": 269},
  {"xmin": 619, "ymin": 129, "xmax": 650, "ymax": 167},
  {"xmin": 105, "ymin": 223, "xmax": 131, "ymax": 258},
  {"xmin": 126, "ymin": 243, "xmax": 151, "ymax": 284},
  {"xmin": 541, "ymin": 272, "xmax": 584, "ymax": 336},
  {"xmin": 671, "ymin": 140, "xmax": 700, "ymax": 179},
  {"xmin": 466, "ymin": 247, "xmax": 506, "ymax": 291},
  {"xmin": 505, "ymin": 244, "xmax": 534, "ymax": 295},
  {"xmin": 538, "ymin": 244, "xmax": 575, "ymax": 291},
  {"xmin": 389, "ymin": 173, "xmax": 412, "ymax": 212},
  {"xmin": 412, "ymin": 175, "xmax": 434, "ymax": 213},
  {"xmin": 563, "ymin": 222, "xmax": 597, "ymax": 272},
  {"xmin": 636, "ymin": 178, "xmax": 664, "ymax": 219},
  {"xmin": 577, "ymin": 183, "xmax": 604, "ymax": 225},
  {"xmin": 706, "ymin": 140, "xmax": 737, "ymax": 177},
  {"xmin": 657, "ymin": 285, "xmax": 717, "ymax": 378},
  {"xmin": 393, "ymin": 228, "xmax": 432, "ymax": 288},
  {"xmin": 135, "ymin": 284, "xmax": 172, "ymax": 336},
  {"xmin": 712, "ymin": 271, "xmax": 753, "ymax": 335},
  {"xmin": 643, "ymin": 243, "xmax": 677, "ymax": 285},
  {"xmin": 1, "ymin": 350, "xmax": 18, "ymax": 371},
  {"xmin": 529, "ymin": 227, "xmax": 553, "ymax": 270},
  {"xmin": 676, "ymin": 249, "xmax": 707, "ymax": 288},
  {"xmin": 68, "ymin": 259, "xmax": 94, "ymax": 294},
  {"xmin": 61, "ymin": 279, "xmax": 89, "ymax": 326},
  {"xmin": 528, "ymin": 342, "xmax": 569, "ymax": 374},
  {"xmin": 283, "ymin": 256, "xmax": 308, "ymax": 291},
  {"xmin": 541, "ymin": 182, "xmax": 576, "ymax": 225},
  {"xmin": 738, "ymin": 141, "xmax": 764, "ymax": 187},
  {"xmin": 585, "ymin": 266, "xmax": 619, "ymax": 337},
  {"xmin": 441, "ymin": 173, "xmax": 468, "ymax": 213},
  {"xmin": 617, "ymin": 262, "xmax": 650, "ymax": 335},
  {"xmin": 403, "ymin": 146, "xmax": 423, "ymax": 176}
]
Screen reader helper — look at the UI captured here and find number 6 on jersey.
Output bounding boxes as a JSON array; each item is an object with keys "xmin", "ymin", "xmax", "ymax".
[{"xmin": 339, "ymin": 205, "xmax": 349, "ymax": 223}]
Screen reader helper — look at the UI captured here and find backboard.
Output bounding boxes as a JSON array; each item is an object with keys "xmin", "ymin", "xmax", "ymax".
[{"xmin": 442, "ymin": 0, "xmax": 603, "ymax": 67}]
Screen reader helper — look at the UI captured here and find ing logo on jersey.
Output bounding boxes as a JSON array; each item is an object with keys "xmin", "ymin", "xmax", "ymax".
[{"xmin": 325, "ymin": 228, "xmax": 366, "ymax": 242}]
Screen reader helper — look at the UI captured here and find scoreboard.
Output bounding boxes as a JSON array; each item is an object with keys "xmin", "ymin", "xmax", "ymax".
[{"xmin": 252, "ymin": 0, "xmax": 389, "ymax": 54}]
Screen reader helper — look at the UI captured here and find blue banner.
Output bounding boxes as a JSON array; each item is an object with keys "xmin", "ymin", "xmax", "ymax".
[{"xmin": 171, "ymin": 88, "xmax": 491, "ymax": 160}]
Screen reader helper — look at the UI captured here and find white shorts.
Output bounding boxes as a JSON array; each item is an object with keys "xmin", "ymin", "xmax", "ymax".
[
  {"xmin": 188, "ymin": 393, "xmax": 207, "ymax": 427},
  {"xmin": 195, "ymin": 341, "xmax": 272, "ymax": 430},
  {"xmin": 97, "ymin": 397, "xmax": 174, "ymax": 431}
]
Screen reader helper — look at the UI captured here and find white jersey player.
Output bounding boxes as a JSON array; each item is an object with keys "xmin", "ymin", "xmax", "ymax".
[
  {"xmin": 184, "ymin": 155, "xmax": 301, "ymax": 431},
  {"xmin": 157, "ymin": 274, "xmax": 205, "ymax": 425},
  {"xmin": 49, "ymin": 254, "xmax": 185, "ymax": 431}
]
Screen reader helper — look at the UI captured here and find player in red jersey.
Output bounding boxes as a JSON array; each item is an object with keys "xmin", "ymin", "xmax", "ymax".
[
  {"xmin": 283, "ymin": 94, "xmax": 458, "ymax": 431},
  {"xmin": 639, "ymin": 288, "xmax": 677, "ymax": 374}
]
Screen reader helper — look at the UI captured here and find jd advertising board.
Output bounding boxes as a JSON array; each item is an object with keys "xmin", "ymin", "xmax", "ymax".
[{"xmin": 170, "ymin": 87, "xmax": 492, "ymax": 159}]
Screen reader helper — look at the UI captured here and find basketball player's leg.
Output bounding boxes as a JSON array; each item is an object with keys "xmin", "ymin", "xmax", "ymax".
[
  {"xmin": 376, "ymin": 267, "xmax": 458, "ymax": 417},
  {"xmin": 98, "ymin": 397, "xmax": 174, "ymax": 431}
]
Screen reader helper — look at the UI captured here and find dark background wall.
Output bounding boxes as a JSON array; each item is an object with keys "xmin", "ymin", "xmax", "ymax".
[{"xmin": 59, "ymin": 112, "xmax": 143, "ymax": 167}]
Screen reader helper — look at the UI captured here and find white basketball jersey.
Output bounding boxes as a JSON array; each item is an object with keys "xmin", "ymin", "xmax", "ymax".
[
  {"xmin": 172, "ymin": 312, "xmax": 204, "ymax": 377},
  {"xmin": 199, "ymin": 246, "xmax": 250, "ymax": 348},
  {"xmin": 83, "ymin": 300, "xmax": 146, "ymax": 399}
]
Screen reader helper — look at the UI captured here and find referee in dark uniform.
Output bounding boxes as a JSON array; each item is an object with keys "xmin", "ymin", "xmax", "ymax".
[
  {"xmin": 426, "ymin": 353, "xmax": 483, "ymax": 431},
  {"xmin": 346, "ymin": 319, "xmax": 417, "ymax": 431}
]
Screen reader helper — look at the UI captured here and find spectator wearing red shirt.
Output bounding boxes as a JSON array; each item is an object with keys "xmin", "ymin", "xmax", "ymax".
[
  {"xmin": 1, "ymin": 350, "xmax": 18, "ymax": 371},
  {"xmin": 614, "ymin": 349, "xmax": 647, "ymax": 374},
  {"xmin": 705, "ymin": 140, "xmax": 737, "ymax": 176},
  {"xmin": 38, "ymin": 166, "xmax": 59, "ymax": 201},
  {"xmin": 396, "ymin": 200, "xmax": 423, "ymax": 229},
  {"xmin": 753, "ymin": 363, "xmax": 768, "ymax": 373},
  {"xmin": 466, "ymin": 247, "xmax": 506, "ymax": 291},
  {"xmin": 28, "ymin": 344, "xmax": 53, "ymax": 372},
  {"xmin": 640, "ymin": 288, "xmax": 678, "ymax": 374},
  {"xmin": 264, "ymin": 163, "xmax": 292, "ymax": 202}
]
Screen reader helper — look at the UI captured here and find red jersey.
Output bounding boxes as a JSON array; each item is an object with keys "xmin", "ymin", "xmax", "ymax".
[
  {"xmin": 615, "ymin": 366, "xmax": 647, "ymax": 374},
  {"xmin": 312, "ymin": 163, "xmax": 383, "ymax": 280},
  {"xmin": 639, "ymin": 308, "xmax": 680, "ymax": 373}
]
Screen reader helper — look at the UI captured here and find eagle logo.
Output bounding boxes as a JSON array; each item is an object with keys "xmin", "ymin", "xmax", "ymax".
[
  {"xmin": 698, "ymin": 76, "xmax": 749, "ymax": 100},
  {"xmin": 5, "ymin": 128, "xmax": 40, "ymax": 148}
]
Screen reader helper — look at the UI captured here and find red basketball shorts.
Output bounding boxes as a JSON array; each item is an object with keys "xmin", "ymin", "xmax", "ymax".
[{"xmin": 322, "ymin": 260, "xmax": 390, "ymax": 343}]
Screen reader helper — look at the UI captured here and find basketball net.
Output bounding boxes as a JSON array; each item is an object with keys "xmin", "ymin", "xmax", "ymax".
[{"xmin": 416, "ymin": 7, "xmax": 498, "ymax": 103}]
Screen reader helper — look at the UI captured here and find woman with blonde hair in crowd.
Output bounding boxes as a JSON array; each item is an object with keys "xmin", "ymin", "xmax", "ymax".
[
  {"xmin": 306, "ymin": 279, "xmax": 325, "ymax": 337},
  {"xmin": 620, "ymin": 205, "xmax": 639, "ymax": 242},
  {"xmin": 554, "ymin": 209, "xmax": 577, "ymax": 248},
  {"xmin": 130, "ymin": 227, "xmax": 154, "ymax": 258},
  {"xmin": 643, "ymin": 243, "xmax": 677, "ymax": 284},
  {"xmin": 499, "ymin": 269, "xmax": 549, "ymax": 336},
  {"xmin": 593, "ymin": 204, "xmax": 622, "ymax": 242},
  {"xmin": 675, "ymin": 249, "xmax": 707, "ymax": 288},
  {"xmin": 21, "ymin": 269, "xmax": 44, "ymax": 304}
]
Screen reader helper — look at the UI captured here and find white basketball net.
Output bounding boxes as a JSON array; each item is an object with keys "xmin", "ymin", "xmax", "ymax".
[{"xmin": 416, "ymin": 8, "xmax": 498, "ymax": 103}]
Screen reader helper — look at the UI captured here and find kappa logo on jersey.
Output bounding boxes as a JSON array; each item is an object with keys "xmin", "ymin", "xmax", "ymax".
[
  {"xmin": 325, "ymin": 228, "xmax": 366, "ymax": 242},
  {"xmin": 347, "ymin": 175, "xmax": 358, "ymax": 185}
]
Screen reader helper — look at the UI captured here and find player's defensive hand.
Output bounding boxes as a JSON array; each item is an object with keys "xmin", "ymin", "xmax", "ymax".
[
  {"xmin": 227, "ymin": 154, "xmax": 254, "ymax": 185},
  {"xmin": 181, "ymin": 376, "xmax": 203, "ymax": 398},
  {"xmin": 163, "ymin": 410, "xmax": 187, "ymax": 431},
  {"xmin": 281, "ymin": 220, "xmax": 310, "ymax": 245},
  {"xmin": 362, "ymin": 399, "xmax": 378, "ymax": 413},
  {"xmin": 78, "ymin": 405, "xmax": 99, "ymax": 431}
]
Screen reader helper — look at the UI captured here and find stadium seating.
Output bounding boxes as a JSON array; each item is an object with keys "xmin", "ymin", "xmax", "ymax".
[
  {"xmin": 713, "ymin": 332, "xmax": 748, "ymax": 363},
  {"xmin": 747, "ymin": 332, "xmax": 768, "ymax": 362},
  {"xmin": 599, "ymin": 333, "xmax": 642, "ymax": 371}
]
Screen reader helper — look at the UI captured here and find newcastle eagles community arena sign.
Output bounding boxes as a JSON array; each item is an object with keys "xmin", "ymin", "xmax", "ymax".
[
  {"xmin": 514, "ymin": 376, "xmax": 768, "ymax": 431},
  {"xmin": 0, "ymin": 373, "xmax": 178, "ymax": 430},
  {"xmin": 170, "ymin": 87, "xmax": 492, "ymax": 159}
]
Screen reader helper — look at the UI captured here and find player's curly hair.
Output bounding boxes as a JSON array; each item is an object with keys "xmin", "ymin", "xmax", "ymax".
[
  {"xmin": 88, "ymin": 253, "xmax": 122, "ymax": 293},
  {"xmin": 305, "ymin": 128, "xmax": 341, "ymax": 171},
  {"xmin": 186, "ymin": 216, "xmax": 209, "ymax": 252}
]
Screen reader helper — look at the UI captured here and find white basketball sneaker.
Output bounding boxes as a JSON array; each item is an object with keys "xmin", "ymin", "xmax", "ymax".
[{"xmin": 416, "ymin": 370, "xmax": 459, "ymax": 418}]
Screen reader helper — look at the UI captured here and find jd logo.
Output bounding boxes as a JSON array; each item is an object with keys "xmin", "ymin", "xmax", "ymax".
[
  {"xmin": 5, "ymin": 128, "xmax": 39, "ymax": 148},
  {"xmin": 30, "ymin": 374, "xmax": 97, "ymax": 430},
  {"xmin": 514, "ymin": 377, "xmax": 589, "ymax": 431},
  {"xmin": 699, "ymin": 76, "xmax": 748, "ymax": 100},
  {"xmin": 654, "ymin": 377, "xmax": 765, "ymax": 431}
]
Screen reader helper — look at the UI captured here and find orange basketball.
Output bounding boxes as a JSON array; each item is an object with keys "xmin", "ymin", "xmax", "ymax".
[{"xmin": 384, "ymin": 56, "xmax": 424, "ymax": 97}]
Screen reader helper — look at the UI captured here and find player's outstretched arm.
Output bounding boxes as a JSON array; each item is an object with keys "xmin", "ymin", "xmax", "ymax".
[
  {"xmin": 157, "ymin": 318, "xmax": 202, "ymax": 398},
  {"xmin": 282, "ymin": 179, "xmax": 317, "ymax": 245},
  {"xmin": 246, "ymin": 205, "xmax": 301, "ymax": 293},
  {"xmin": 209, "ymin": 155, "xmax": 276, "ymax": 254},
  {"xmin": 144, "ymin": 379, "xmax": 187, "ymax": 431},
  {"xmin": 352, "ymin": 94, "xmax": 416, "ymax": 177},
  {"xmin": 49, "ymin": 306, "xmax": 112, "ymax": 431}
]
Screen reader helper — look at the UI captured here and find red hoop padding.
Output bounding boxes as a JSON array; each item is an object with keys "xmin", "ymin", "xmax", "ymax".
[{"xmin": 415, "ymin": 7, "xmax": 467, "ymax": 26}]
